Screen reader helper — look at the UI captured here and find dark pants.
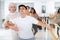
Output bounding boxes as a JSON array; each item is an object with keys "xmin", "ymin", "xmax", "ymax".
[{"xmin": 32, "ymin": 24, "xmax": 42, "ymax": 35}]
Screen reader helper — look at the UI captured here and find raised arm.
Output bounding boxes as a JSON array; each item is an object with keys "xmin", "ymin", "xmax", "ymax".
[
  {"xmin": 50, "ymin": 14, "xmax": 57, "ymax": 19},
  {"xmin": 37, "ymin": 21, "xmax": 52, "ymax": 30}
]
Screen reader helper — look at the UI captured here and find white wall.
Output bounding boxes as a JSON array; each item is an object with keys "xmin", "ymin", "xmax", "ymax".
[
  {"xmin": 46, "ymin": 0, "xmax": 55, "ymax": 14},
  {"xmin": 0, "ymin": 1, "xmax": 4, "ymax": 19},
  {"xmin": 55, "ymin": 0, "xmax": 60, "ymax": 2},
  {"xmin": 3, "ymin": 0, "xmax": 60, "ymax": 18},
  {"xmin": 0, "ymin": 1, "xmax": 4, "ymax": 28}
]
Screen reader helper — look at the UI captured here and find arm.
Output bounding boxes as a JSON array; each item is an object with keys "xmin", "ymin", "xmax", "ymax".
[
  {"xmin": 36, "ymin": 21, "xmax": 57, "ymax": 40},
  {"xmin": 37, "ymin": 21, "xmax": 57, "ymax": 40},
  {"xmin": 5, "ymin": 21, "xmax": 19, "ymax": 32},
  {"xmin": 4, "ymin": 21, "xmax": 10, "ymax": 29},
  {"xmin": 50, "ymin": 14, "xmax": 57, "ymax": 19},
  {"xmin": 37, "ymin": 21, "xmax": 52, "ymax": 30},
  {"xmin": 9, "ymin": 25, "xmax": 19, "ymax": 32},
  {"xmin": 3, "ymin": 14, "xmax": 10, "ymax": 29},
  {"xmin": 56, "ymin": 19, "xmax": 60, "ymax": 23},
  {"xmin": 36, "ymin": 13, "xmax": 40, "ymax": 18}
]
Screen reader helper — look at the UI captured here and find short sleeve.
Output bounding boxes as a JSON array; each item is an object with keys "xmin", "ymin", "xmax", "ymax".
[{"xmin": 31, "ymin": 17, "xmax": 38, "ymax": 24}]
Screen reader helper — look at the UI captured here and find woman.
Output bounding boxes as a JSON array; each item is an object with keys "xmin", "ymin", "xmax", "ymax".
[
  {"xmin": 30, "ymin": 7, "xmax": 42, "ymax": 35},
  {"xmin": 50, "ymin": 8, "xmax": 60, "ymax": 25},
  {"xmin": 50, "ymin": 8, "xmax": 60, "ymax": 38},
  {"xmin": 30, "ymin": 7, "xmax": 41, "ymax": 21},
  {"xmin": 3, "ymin": 3, "xmax": 19, "ymax": 29}
]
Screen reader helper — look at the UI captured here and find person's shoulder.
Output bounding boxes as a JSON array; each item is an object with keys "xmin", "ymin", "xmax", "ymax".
[
  {"xmin": 7, "ymin": 13, "xmax": 11, "ymax": 16},
  {"xmin": 14, "ymin": 12, "xmax": 20, "ymax": 16},
  {"xmin": 27, "ymin": 16, "xmax": 35, "ymax": 20},
  {"xmin": 6, "ymin": 13, "xmax": 11, "ymax": 18},
  {"xmin": 27, "ymin": 15, "xmax": 33, "ymax": 18},
  {"xmin": 14, "ymin": 12, "xmax": 19, "ymax": 14},
  {"xmin": 15, "ymin": 16, "xmax": 20, "ymax": 19},
  {"xmin": 15, "ymin": 12, "xmax": 18, "ymax": 13},
  {"xmin": 12, "ymin": 16, "xmax": 20, "ymax": 21}
]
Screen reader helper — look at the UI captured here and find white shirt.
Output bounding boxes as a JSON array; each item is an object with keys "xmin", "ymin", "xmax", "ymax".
[
  {"xmin": 10, "ymin": 16, "xmax": 38, "ymax": 39},
  {"xmin": 5, "ymin": 12, "xmax": 19, "ymax": 21},
  {"xmin": 3, "ymin": 12, "xmax": 19, "ymax": 28}
]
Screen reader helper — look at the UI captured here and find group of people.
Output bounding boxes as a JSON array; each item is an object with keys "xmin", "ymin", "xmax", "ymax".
[{"xmin": 3, "ymin": 3, "xmax": 59, "ymax": 40}]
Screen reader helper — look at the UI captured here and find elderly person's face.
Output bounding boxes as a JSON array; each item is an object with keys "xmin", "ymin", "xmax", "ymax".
[{"xmin": 9, "ymin": 4, "xmax": 16, "ymax": 13}]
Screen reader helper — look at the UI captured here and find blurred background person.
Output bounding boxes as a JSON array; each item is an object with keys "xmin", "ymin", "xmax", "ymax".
[
  {"xmin": 26, "ymin": 6, "xmax": 30, "ymax": 12},
  {"xmin": 50, "ymin": 8, "xmax": 60, "ymax": 24},
  {"xmin": 30, "ymin": 7, "xmax": 42, "ymax": 35},
  {"xmin": 49, "ymin": 8, "xmax": 60, "ymax": 38},
  {"xmin": 26, "ymin": 6, "xmax": 31, "ymax": 16},
  {"xmin": 3, "ymin": 3, "xmax": 19, "ymax": 29}
]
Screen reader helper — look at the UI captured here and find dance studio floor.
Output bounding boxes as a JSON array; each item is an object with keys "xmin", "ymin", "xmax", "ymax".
[
  {"xmin": 0, "ymin": 29, "xmax": 60, "ymax": 40},
  {"xmin": 35, "ymin": 30, "xmax": 53, "ymax": 40}
]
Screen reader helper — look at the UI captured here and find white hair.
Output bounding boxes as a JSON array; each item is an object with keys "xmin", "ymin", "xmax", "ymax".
[{"xmin": 9, "ymin": 3, "xmax": 16, "ymax": 8}]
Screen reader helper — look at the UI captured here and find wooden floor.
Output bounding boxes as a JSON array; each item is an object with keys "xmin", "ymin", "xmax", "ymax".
[{"xmin": 35, "ymin": 30, "xmax": 53, "ymax": 40}]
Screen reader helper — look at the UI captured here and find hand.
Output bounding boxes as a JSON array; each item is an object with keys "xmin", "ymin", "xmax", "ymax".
[
  {"xmin": 4, "ymin": 22, "xmax": 10, "ymax": 29},
  {"xmin": 9, "ymin": 26, "xmax": 19, "ymax": 32}
]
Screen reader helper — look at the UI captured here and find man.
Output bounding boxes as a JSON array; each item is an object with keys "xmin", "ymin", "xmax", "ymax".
[
  {"xmin": 3, "ymin": 3, "xmax": 19, "ymax": 29},
  {"xmin": 6, "ymin": 5, "xmax": 56, "ymax": 40}
]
